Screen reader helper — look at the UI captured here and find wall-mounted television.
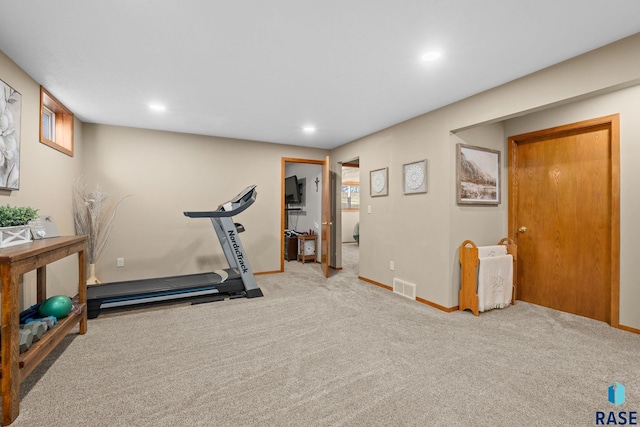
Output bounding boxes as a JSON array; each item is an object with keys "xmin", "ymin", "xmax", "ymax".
[{"xmin": 285, "ymin": 175, "xmax": 301, "ymax": 204}]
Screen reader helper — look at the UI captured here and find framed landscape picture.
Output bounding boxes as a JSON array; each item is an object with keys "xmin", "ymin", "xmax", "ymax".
[{"xmin": 456, "ymin": 144, "xmax": 500, "ymax": 205}]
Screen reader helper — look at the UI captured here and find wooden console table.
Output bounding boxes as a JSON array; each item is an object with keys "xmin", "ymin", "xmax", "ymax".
[{"xmin": 0, "ymin": 236, "xmax": 87, "ymax": 425}]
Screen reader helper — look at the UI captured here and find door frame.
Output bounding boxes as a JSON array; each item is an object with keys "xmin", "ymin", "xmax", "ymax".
[
  {"xmin": 507, "ymin": 114, "xmax": 620, "ymax": 327},
  {"xmin": 321, "ymin": 156, "xmax": 330, "ymax": 277},
  {"xmin": 281, "ymin": 157, "xmax": 327, "ymax": 272}
]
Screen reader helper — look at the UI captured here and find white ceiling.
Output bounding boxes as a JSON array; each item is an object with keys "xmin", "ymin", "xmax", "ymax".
[{"xmin": 1, "ymin": 1, "xmax": 640, "ymax": 150}]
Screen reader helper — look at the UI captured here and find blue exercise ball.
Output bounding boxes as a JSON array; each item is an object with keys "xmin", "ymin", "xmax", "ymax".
[{"xmin": 39, "ymin": 295, "xmax": 73, "ymax": 319}]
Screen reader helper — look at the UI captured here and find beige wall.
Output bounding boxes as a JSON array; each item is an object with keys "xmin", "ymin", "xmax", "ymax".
[
  {"xmin": 0, "ymin": 51, "xmax": 84, "ymax": 305},
  {"xmin": 331, "ymin": 116, "xmax": 453, "ymax": 304},
  {"xmin": 82, "ymin": 124, "xmax": 328, "ymax": 283},
  {"xmin": 330, "ymin": 33, "xmax": 640, "ymax": 329}
]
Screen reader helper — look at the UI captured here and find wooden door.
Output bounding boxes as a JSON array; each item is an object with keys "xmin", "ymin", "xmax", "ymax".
[
  {"xmin": 320, "ymin": 156, "xmax": 330, "ymax": 277},
  {"xmin": 508, "ymin": 115, "xmax": 619, "ymax": 325}
]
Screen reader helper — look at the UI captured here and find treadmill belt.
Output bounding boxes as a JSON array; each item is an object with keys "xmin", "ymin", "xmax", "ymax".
[{"xmin": 87, "ymin": 270, "xmax": 240, "ymax": 300}]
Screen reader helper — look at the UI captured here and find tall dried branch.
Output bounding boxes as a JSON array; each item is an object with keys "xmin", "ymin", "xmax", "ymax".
[{"xmin": 73, "ymin": 176, "xmax": 128, "ymax": 264}]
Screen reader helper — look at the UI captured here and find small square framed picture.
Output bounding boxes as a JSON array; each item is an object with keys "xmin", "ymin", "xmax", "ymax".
[
  {"xmin": 403, "ymin": 160, "xmax": 427, "ymax": 194},
  {"xmin": 370, "ymin": 167, "xmax": 388, "ymax": 197}
]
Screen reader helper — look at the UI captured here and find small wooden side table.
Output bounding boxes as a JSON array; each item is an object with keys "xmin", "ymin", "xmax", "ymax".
[
  {"xmin": 0, "ymin": 236, "xmax": 87, "ymax": 425},
  {"xmin": 297, "ymin": 234, "xmax": 316, "ymax": 264}
]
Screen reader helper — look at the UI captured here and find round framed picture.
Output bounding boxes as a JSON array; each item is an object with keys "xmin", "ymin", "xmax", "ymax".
[
  {"xmin": 403, "ymin": 160, "xmax": 427, "ymax": 194},
  {"xmin": 370, "ymin": 167, "xmax": 388, "ymax": 197}
]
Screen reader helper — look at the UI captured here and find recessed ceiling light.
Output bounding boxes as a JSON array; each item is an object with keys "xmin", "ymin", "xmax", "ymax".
[
  {"xmin": 149, "ymin": 104, "xmax": 166, "ymax": 112},
  {"xmin": 303, "ymin": 125, "xmax": 316, "ymax": 133},
  {"xmin": 421, "ymin": 51, "xmax": 441, "ymax": 62}
]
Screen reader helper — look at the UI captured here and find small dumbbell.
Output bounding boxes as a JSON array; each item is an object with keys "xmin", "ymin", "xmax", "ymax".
[
  {"xmin": 21, "ymin": 321, "xmax": 45, "ymax": 342},
  {"xmin": 26, "ymin": 316, "xmax": 56, "ymax": 331},
  {"xmin": 19, "ymin": 329, "xmax": 33, "ymax": 353},
  {"xmin": 41, "ymin": 316, "xmax": 57, "ymax": 330}
]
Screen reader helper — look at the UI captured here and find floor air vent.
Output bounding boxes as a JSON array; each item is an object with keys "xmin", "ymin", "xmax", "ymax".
[{"xmin": 393, "ymin": 278, "xmax": 416, "ymax": 300}]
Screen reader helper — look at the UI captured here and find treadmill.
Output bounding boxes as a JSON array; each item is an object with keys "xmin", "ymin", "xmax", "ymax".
[{"xmin": 86, "ymin": 185, "xmax": 263, "ymax": 318}]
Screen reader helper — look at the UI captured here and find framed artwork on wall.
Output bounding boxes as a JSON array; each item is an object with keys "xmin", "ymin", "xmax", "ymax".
[
  {"xmin": 403, "ymin": 159, "xmax": 427, "ymax": 194},
  {"xmin": 0, "ymin": 79, "xmax": 21, "ymax": 190},
  {"xmin": 456, "ymin": 143, "xmax": 500, "ymax": 205},
  {"xmin": 370, "ymin": 167, "xmax": 388, "ymax": 197}
]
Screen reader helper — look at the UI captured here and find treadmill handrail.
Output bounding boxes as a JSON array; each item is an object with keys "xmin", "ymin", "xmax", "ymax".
[{"xmin": 183, "ymin": 185, "xmax": 257, "ymax": 218}]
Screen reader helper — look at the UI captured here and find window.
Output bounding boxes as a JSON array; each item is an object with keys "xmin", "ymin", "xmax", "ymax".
[
  {"xmin": 341, "ymin": 182, "xmax": 360, "ymax": 210},
  {"xmin": 40, "ymin": 86, "xmax": 74, "ymax": 156},
  {"xmin": 42, "ymin": 105, "xmax": 55, "ymax": 141}
]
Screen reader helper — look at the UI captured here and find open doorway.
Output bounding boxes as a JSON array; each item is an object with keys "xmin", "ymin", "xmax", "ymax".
[
  {"xmin": 340, "ymin": 159, "xmax": 360, "ymax": 273},
  {"xmin": 282, "ymin": 159, "xmax": 324, "ymax": 271}
]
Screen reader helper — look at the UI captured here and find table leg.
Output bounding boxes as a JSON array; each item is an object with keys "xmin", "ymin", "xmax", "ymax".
[
  {"xmin": 1, "ymin": 268, "xmax": 21, "ymax": 425},
  {"xmin": 78, "ymin": 249, "xmax": 87, "ymax": 335},
  {"xmin": 36, "ymin": 266, "xmax": 46, "ymax": 302}
]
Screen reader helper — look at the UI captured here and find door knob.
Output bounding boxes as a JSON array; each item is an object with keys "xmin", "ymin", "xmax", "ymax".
[{"xmin": 518, "ymin": 226, "xmax": 527, "ymax": 233}]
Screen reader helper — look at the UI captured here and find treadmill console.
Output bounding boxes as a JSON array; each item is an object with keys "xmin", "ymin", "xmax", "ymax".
[
  {"xmin": 230, "ymin": 185, "xmax": 257, "ymax": 204},
  {"xmin": 184, "ymin": 185, "xmax": 257, "ymax": 218},
  {"xmin": 222, "ymin": 185, "xmax": 257, "ymax": 211}
]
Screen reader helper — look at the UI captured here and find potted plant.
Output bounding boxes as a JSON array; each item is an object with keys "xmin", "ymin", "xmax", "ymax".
[{"xmin": 0, "ymin": 204, "xmax": 39, "ymax": 248}]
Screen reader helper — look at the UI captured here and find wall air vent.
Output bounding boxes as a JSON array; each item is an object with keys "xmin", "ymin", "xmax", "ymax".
[{"xmin": 392, "ymin": 278, "xmax": 416, "ymax": 300}]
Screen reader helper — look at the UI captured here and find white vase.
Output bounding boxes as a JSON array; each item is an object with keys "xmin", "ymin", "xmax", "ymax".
[{"xmin": 87, "ymin": 263, "xmax": 101, "ymax": 285}]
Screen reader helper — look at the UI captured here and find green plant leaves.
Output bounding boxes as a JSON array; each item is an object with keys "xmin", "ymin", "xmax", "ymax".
[{"xmin": 0, "ymin": 205, "xmax": 39, "ymax": 227}]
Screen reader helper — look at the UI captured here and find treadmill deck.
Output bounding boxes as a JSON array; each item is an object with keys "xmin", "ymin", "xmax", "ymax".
[{"xmin": 87, "ymin": 269, "xmax": 244, "ymax": 317}]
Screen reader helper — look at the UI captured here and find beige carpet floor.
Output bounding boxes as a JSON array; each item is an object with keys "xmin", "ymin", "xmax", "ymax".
[{"xmin": 12, "ymin": 243, "xmax": 640, "ymax": 426}]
